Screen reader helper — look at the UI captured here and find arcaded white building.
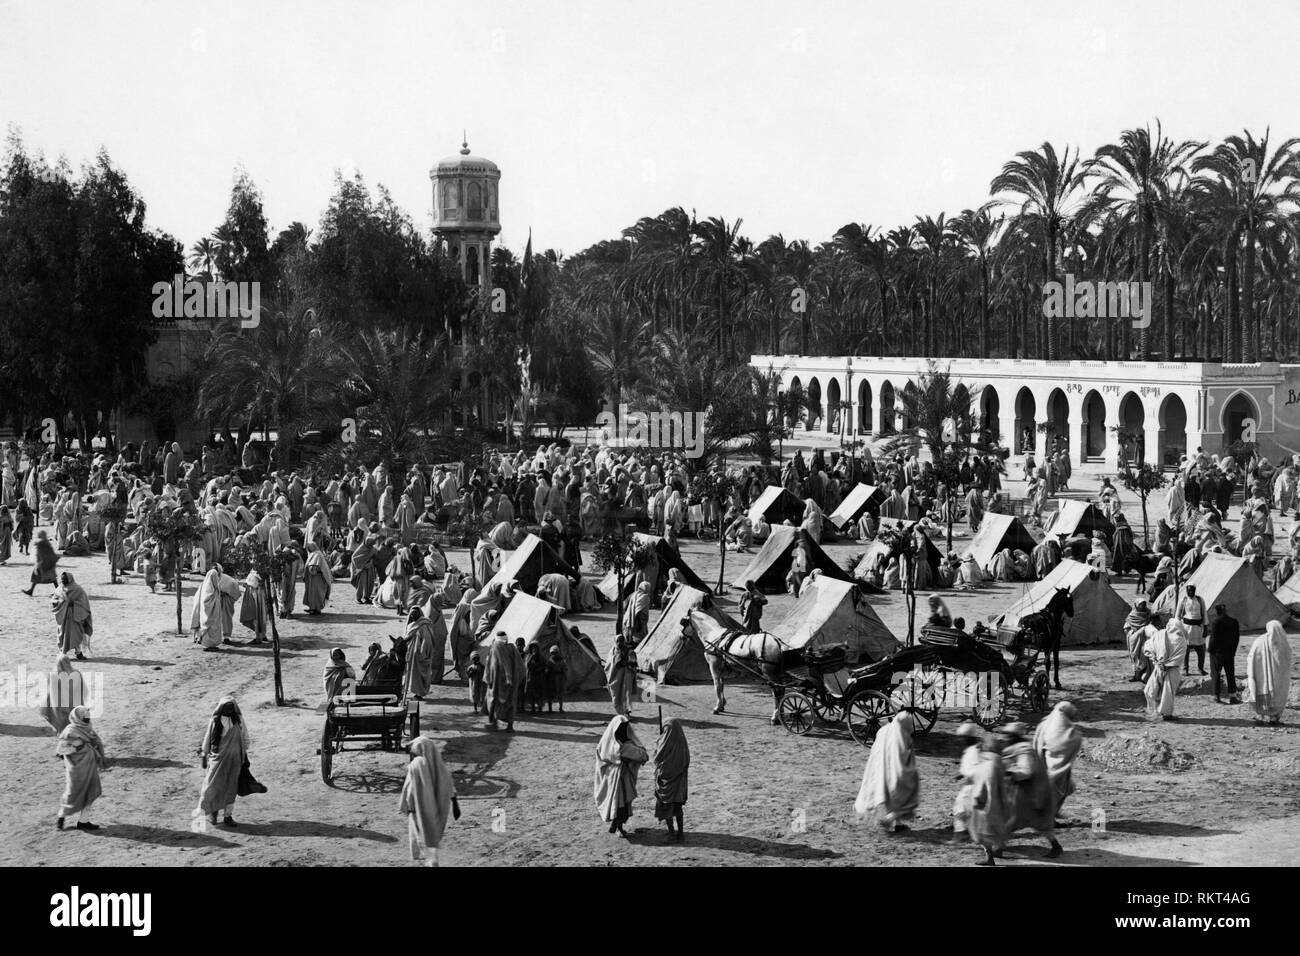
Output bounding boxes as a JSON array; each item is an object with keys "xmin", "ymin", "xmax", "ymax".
[{"xmin": 750, "ymin": 354, "xmax": 1300, "ymax": 472}]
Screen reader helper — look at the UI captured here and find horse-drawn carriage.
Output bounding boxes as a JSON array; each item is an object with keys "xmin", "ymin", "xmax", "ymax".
[
  {"xmin": 773, "ymin": 619, "xmax": 1055, "ymax": 745},
  {"xmin": 318, "ymin": 635, "xmax": 418, "ymax": 785}
]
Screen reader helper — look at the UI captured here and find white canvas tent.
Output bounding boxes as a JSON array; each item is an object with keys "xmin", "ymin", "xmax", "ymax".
[
  {"xmin": 769, "ymin": 576, "xmax": 901, "ymax": 663},
  {"xmin": 990, "ymin": 559, "xmax": 1130, "ymax": 646},
  {"xmin": 636, "ymin": 585, "xmax": 744, "ymax": 683},
  {"xmin": 480, "ymin": 592, "xmax": 605, "ymax": 692},
  {"xmin": 967, "ymin": 512, "xmax": 1037, "ymax": 571},
  {"xmin": 597, "ymin": 533, "xmax": 711, "ymax": 602},
  {"xmin": 1152, "ymin": 552, "xmax": 1290, "ymax": 630},
  {"xmin": 486, "ymin": 533, "xmax": 576, "ymax": 596},
  {"xmin": 1045, "ymin": 501, "xmax": 1114, "ymax": 540},
  {"xmin": 731, "ymin": 524, "xmax": 852, "ymax": 592},
  {"xmin": 747, "ymin": 485, "xmax": 804, "ymax": 527},
  {"xmin": 1272, "ymin": 569, "xmax": 1300, "ymax": 614},
  {"xmin": 828, "ymin": 483, "xmax": 886, "ymax": 531}
]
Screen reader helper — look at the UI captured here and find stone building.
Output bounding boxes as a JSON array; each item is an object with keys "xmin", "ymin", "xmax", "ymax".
[{"xmin": 750, "ymin": 354, "xmax": 1300, "ymax": 472}]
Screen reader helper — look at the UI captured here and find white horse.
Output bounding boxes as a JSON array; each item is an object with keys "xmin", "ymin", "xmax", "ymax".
[{"xmin": 687, "ymin": 610, "xmax": 797, "ymax": 723}]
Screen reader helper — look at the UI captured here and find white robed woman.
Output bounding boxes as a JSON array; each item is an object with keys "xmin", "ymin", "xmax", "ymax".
[
  {"xmin": 800, "ymin": 498, "xmax": 824, "ymax": 544},
  {"xmin": 55, "ymin": 705, "xmax": 106, "ymax": 830},
  {"xmin": 52, "ymin": 572, "xmax": 93, "ymax": 660},
  {"xmin": 303, "ymin": 543, "xmax": 332, "ymax": 614},
  {"xmin": 191, "ymin": 564, "xmax": 241, "ymax": 650},
  {"xmin": 402, "ymin": 607, "xmax": 438, "ymax": 701},
  {"xmin": 1034, "ymin": 701, "xmax": 1084, "ymax": 819},
  {"xmin": 197, "ymin": 695, "xmax": 252, "ymax": 826},
  {"xmin": 854, "ymin": 711, "xmax": 919, "ymax": 833},
  {"xmin": 1143, "ymin": 618, "xmax": 1188, "ymax": 720},
  {"xmin": 1246, "ymin": 619, "xmax": 1293, "ymax": 725},
  {"xmin": 593, "ymin": 714, "xmax": 649, "ymax": 838},
  {"xmin": 399, "ymin": 736, "xmax": 457, "ymax": 866}
]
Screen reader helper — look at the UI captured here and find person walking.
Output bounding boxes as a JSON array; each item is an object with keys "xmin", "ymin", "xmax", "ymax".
[
  {"xmin": 854, "ymin": 712, "xmax": 919, "ymax": 834},
  {"xmin": 55, "ymin": 706, "xmax": 105, "ymax": 831},
  {"xmin": 399, "ymin": 736, "xmax": 458, "ymax": 867}
]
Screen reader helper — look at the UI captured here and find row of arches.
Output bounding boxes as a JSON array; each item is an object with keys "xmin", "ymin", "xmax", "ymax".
[{"xmin": 785, "ymin": 374, "xmax": 1260, "ymax": 467}]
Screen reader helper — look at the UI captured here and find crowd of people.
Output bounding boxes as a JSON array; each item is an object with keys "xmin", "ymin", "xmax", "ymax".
[{"xmin": 3, "ymin": 428, "xmax": 1295, "ymax": 864}]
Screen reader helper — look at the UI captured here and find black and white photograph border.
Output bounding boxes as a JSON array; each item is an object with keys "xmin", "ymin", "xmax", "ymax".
[{"xmin": 0, "ymin": 0, "xmax": 1292, "ymax": 919}]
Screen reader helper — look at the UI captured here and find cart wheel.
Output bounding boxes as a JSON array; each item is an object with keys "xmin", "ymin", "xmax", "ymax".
[
  {"xmin": 320, "ymin": 718, "xmax": 335, "ymax": 786},
  {"xmin": 847, "ymin": 691, "xmax": 895, "ymax": 746},
  {"xmin": 777, "ymin": 692, "xmax": 816, "ymax": 735},
  {"xmin": 889, "ymin": 679, "xmax": 939, "ymax": 736},
  {"xmin": 973, "ymin": 686, "xmax": 1008, "ymax": 729},
  {"xmin": 1029, "ymin": 671, "xmax": 1050, "ymax": 712}
]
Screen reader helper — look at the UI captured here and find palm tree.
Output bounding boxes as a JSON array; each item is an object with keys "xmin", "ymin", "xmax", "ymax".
[
  {"xmin": 950, "ymin": 208, "xmax": 1001, "ymax": 358},
  {"xmin": 342, "ymin": 328, "xmax": 461, "ymax": 461},
  {"xmin": 834, "ymin": 223, "xmax": 893, "ymax": 356},
  {"xmin": 580, "ymin": 269, "xmax": 652, "ymax": 409},
  {"xmin": 990, "ymin": 142, "xmax": 1087, "ymax": 359},
  {"xmin": 1192, "ymin": 129, "xmax": 1300, "ymax": 361},
  {"xmin": 188, "ymin": 237, "xmax": 222, "ymax": 279},
  {"xmin": 692, "ymin": 215, "xmax": 746, "ymax": 355},
  {"xmin": 196, "ymin": 299, "xmax": 348, "ymax": 464},
  {"xmin": 1086, "ymin": 123, "xmax": 1203, "ymax": 359}
]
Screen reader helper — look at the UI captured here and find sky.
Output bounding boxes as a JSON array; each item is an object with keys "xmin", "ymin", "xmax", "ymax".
[{"xmin": 1, "ymin": 0, "xmax": 1297, "ymax": 258}]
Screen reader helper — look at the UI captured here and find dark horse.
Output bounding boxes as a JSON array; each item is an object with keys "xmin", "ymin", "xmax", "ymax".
[
  {"xmin": 1017, "ymin": 586, "xmax": 1074, "ymax": 689},
  {"xmin": 359, "ymin": 635, "xmax": 409, "ymax": 693}
]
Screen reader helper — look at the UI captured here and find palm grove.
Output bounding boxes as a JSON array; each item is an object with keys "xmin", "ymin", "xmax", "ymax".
[{"xmin": 3, "ymin": 122, "xmax": 1299, "ymax": 463}]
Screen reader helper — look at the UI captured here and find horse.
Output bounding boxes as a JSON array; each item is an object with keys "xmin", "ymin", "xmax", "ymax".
[
  {"xmin": 1016, "ymin": 586, "xmax": 1074, "ymax": 689},
  {"xmin": 687, "ymin": 610, "xmax": 801, "ymax": 723},
  {"xmin": 358, "ymin": 634, "xmax": 409, "ymax": 692}
]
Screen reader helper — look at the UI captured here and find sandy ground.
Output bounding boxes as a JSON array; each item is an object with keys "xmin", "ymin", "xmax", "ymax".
[{"xmin": 1, "ymin": 463, "xmax": 1297, "ymax": 868}]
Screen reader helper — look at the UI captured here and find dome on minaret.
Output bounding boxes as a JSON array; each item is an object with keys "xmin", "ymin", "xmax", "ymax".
[{"xmin": 430, "ymin": 136, "xmax": 501, "ymax": 236}]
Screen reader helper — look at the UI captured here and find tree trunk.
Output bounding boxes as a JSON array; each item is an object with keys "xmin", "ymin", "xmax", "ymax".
[
  {"xmin": 175, "ymin": 550, "xmax": 184, "ymax": 634},
  {"xmin": 1243, "ymin": 228, "xmax": 1258, "ymax": 362}
]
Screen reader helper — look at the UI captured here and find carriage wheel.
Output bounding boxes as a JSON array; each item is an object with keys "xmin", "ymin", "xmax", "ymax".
[
  {"xmin": 889, "ymin": 680, "xmax": 939, "ymax": 736},
  {"xmin": 319, "ymin": 718, "xmax": 335, "ymax": 786},
  {"xmin": 973, "ymin": 686, "xmax": 1008, "ymax": 729},
  {"xmin": 846, "ymin": 691, "xmax": 895, "ymax": 746},
  {"xmin": 777, "ymin": 693, "xmax": 816, "ymax": 735},
  {"xmin": 1029, "ymin": 671, "xmax": 1050, "ymax": 712}
]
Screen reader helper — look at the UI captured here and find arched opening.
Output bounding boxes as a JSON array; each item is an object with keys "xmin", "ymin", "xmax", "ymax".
[
  {"xmin": 827, "ymin": 378, "xmax": 842, "ymax": 435},
  {"xmin": 1159, "ymin": 394, "xmax": 1188, "ymax": 468},
  {"xmin": 1120, "ymin": 392, "xmax": 1145, "ymax": 465},
  {"xmin": 467, "ymin": 182, "xmax": 484, "ymax": 220},
  {"xmin": 879, "ymin": 381, "xmax": 896, "ymax": 434},
  {"xmin": 807, "ymin": 377, "xmax": 823, "ymax": 431},
  {"xmin": 1082, "ymin": 389, "xmax": 1106, "ymax": 459},
  {"xmin": 980, "ymin": 385, "xmax": 1000, "ymax": 446},
  {"xmin": 1014, "ymin": 387, "xmax": 1036, "ymax": 455},
  {"xmin": 787, "ymin": 376, "xmax": 802, "ymax": 428},
  {"xmin": 1222, "ymin": 392, "xmax": 1259, "ymax": 447},
  {"xmin": 465, "ymin": 245, "xmax": 481, "ymax": 285},
  {"xmin": 858, "ymin": 380, "xmax": 873, "ymax": 433},
  {"xmin": 901, "ymin": 381, "xmax": 917, "ymax": 431},
  {"xmin": 1047, "ymin": 388, "xmax": 1069, "ymax": 456},
  {"xmin": 952, "ymin": 383, "xmax": 971, "ymax": 446}
]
